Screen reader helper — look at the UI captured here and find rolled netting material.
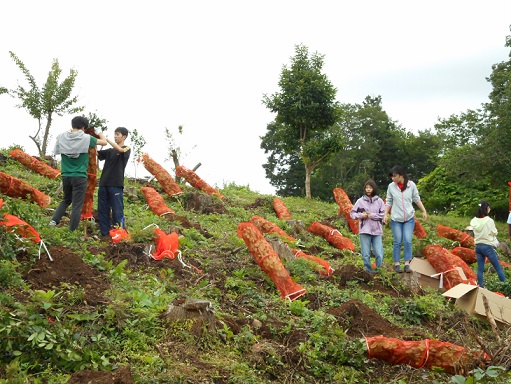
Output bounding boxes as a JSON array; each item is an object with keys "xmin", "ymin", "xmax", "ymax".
[
  {"xmin": 81, "ymin": 147, "xmax": 97, "ymax": 220},
  {"xmin": 451, "ymin": 246, "xmax": 477, "ymax": 265},
  {"xmin": 436, "ymin": 224, "xmax": 475, "ymax": 248},
  {"xmin": 0, "ymin": 171, "xmax": 51, "ymax": 208},
  {"xmin": 249, "ymin": 215, "xmax": 295, "ymax": 242},
  {"xmin": 273, "ymin": 197, "xmax": 292, "ymax": 220},
  {"xmin": 9, "ymin": 149, "xmax": 61, "ymax": 179},
  {"xmin": 152, "ymin": 228, "xmax": 179, "ymax": 260},
  {"xmin": 237, "ymin": 222, "xmax": 306, "ymax": 301},
  {"xmin": 109, "ymin": 228, "xmax": 131, "ymax": 244},
  {"xmin": 365, "ymin": 336, "xmax": 489, "ymax": 374},
  {"xmin": 175, "ymin": 165, "xmax": 224, "ymax": 199},
  {"xmin": 414, "ymin": 218, "xmax": 427, "ymax": 239},
  {"xmin": 307, "ymin": 221, "xmax": 355, "ymax": 251},
  {"xmin": 139, "ymin": 154, "xmax": 182, "ymax": 197},
  {"xmin": 141, "ymin": 186, "xmax": 175, "ymax": 216},
  {"xmin": 291, "ymin": 248, "xmax": 334, "ymax": 276},
  {"xmin": 423, "ymin": 244, "xmax": 477, "ymax": 289},
  {"xmin": 332, "ymin": 187, "xmax": 359, "ymax": 234}
]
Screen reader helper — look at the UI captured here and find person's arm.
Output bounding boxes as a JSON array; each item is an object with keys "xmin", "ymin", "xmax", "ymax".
[
  {"xmin": 383, "ymin": 205, "xmax": 391, "ymax": 224},
  {"xmin": 95, "ymin": 132, "xmax": 108, "ymax": 146},
  {"xmin": 106, "ymin": 137, "xmax": 130, "ymax": 153},
  {"xmin": 416, "ymin": 200, "xmax": 428, "ymax": 221}
]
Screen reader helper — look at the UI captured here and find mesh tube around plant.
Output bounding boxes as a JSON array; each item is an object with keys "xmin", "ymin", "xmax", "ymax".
[
  {"xmin": 175, "ymin": 165, "xmax": 224, "ymax": 199},
  {"xmin": 81, "ymin": 147, "xmax": 97, "ymax": 220},
  {"xmin": 249, "ymin": 215, "xmax": 295, "ymax": 242},
  {"xmin": 141, "ymin": 186, "xmax": 174, "ymax": 216},
  {"xmin": 307, "ymin": 221, "xmax": 355, "ymax": 251},
  {"xmin": 0, "ymin": 171, "xmax": 51, "ymax": 208},
  {"xmin": 451, "ymin": 246, "xmax": 476, "ymax": 265},
  {"xmin": 291, "ymin": 248, "xmax": 334, "ymax": 276},
  {"xmin": 139, "ymin": 154, "xmax": 182, "ymax": 197},
  {"xmin": 436, "ymin": 224, "xmax": 474, "ymax": 248},
  {"xmin": 414, "ymin": 218, "xmax": 427, "ymax": 239},
  {"xmin": 333, "ymin": 187, "xmax": 359, "ymax": 234},
  {"xmin": 9, "ymin": 149, "xmax": 61, "ymax": 179},
  {"xmin": 273, "ymin": 197, "xmax": 292, "ymax": 220}
]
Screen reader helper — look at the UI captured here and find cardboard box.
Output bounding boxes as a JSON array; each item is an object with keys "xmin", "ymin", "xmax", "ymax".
[
  {"xmin": 409, "ymin": 258, "xmax": 466, "ymax": 291},
  {"xmin": 442, "ymin": 284, "xmax": 511, "ymax": 326}
]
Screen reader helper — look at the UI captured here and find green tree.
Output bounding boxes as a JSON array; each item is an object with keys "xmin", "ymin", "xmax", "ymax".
[
  {"xmin": 3, "ymin": 51, "xmax": 83, "ymax": 156},
  {"xmin": 262, "ymin": 44, "xmax": 340, "ymax": 199},
  {"xmin": 130, "ymin": 129, "xmax": 147, "ymax": 179}
]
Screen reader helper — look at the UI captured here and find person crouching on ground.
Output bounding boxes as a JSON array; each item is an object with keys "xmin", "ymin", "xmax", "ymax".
[{"xmin": 350, "ymin": 180, "xmax": 385, "ymax": 273}]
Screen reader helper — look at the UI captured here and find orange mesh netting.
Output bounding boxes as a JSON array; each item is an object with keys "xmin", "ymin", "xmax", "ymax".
[
  {"xmin": 237, "ymin": 222, "xmax": 306, "ymax": 300},
  {"xmin": 81, "ymin": 147, "xmax": 97, "ymax": 220},
  {"xmin": 273, "ymin": 197, "xmax": 292, "ymax": 220},
  {"xmin": 307, "ymin": 221, "xmax": 355, "ymax": 251},
  {"xmin": 451, "ymin": 246, "xmax": 476, "ymax": 265},
  {"xmin": 291, "ymin": 248, "xmax": 334, "ymax": 276},
  {"xmin": 249, "ymin": 215, "xmax": 295, "ymax": 242},
  {"xmin": 436, "ymin": 224, "xmax": 474, "ymax": 248},
  {"xmin": 423, "ymin": 244, "xmax": 477, "ymax": 289},
  {"xmin": 333, "ymin": 187, "xmax": 359, "ymax": 234},
  {"xmin": 175, "ymin": 165, "xmax": 224, "ymax": 199},
  {"xmin": 9, "ymin": 149, "xmax": 61, "ymax": 179},
  {"xmin": 365, "ymin": 336, "xmax": 489, "ymax": 374},
  {"xmin": 139, "ymin": 153, "xmax": 182, "ymax": 197},
  {"xmin": 414, "ymin": 218, "xmax": 427, "ymax": 239},
  {"xmin": 0, "ymin": 171, "xmax": 51, "ymax": 208},
  {"xmin": 141, "ymin": 187, "xmax": 174, "ymax": 216},
  {"xmin": 152, "ymin": 228, "xmax": 179, "ymax": 260},
  {"xmin": 109, "ymin": 228, "xmax": 131, "ymax": 244},
  {"xmin": 0, "ymin": 212, "xmax": 41, "ymax": 243}
]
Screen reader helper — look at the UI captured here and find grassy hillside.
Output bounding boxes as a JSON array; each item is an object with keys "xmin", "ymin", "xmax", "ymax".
[{"xmin": 1, "ymin": 148, "xmax": 511, "ymax": 383}]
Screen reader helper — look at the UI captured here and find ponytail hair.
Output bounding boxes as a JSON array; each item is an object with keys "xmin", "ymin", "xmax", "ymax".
[
  {"xmin": 476, "ymin": 200, "xmax": 491, "ymax": 218},
  {"xmin": 388, "ymin": 165, "xmax": 409, "ymax": 191}
]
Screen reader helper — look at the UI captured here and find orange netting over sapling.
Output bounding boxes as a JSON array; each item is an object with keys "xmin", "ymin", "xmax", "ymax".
[
  {"xmin": 0, "ymin": 171, "xmax": 51, "ymax": 208},
  {"xmin": 110, "ymin": 228, "xmax": 131, "ymax": 244},
  {"xmin": 307, "ymin": 221, "xmax": 355, "ymax": 251},
  {"xmin": 175, "ymin": 165, "xmax": 224, "ymax": 199},
  {"xmin": 291, "ymin": 248, "xmax": 334, "ymax": 276},
  {"xmin": 141, "ymin": 187, "xmax": 174, "ymax": 216},
  {"xmin": 0, "ymin": 212, "xmax": 41, "ymax": 243},
  {"xmin": 273, "ymin": 197, "xmax": 292, "ymax": 220},
  {"xmin": 139, "ymin": 154, "xmax": 182, "ymax": 197},
  {"xmin": 9, "ymin": 149, "xmax": 61, "ymax": 179},
  {"xmin": 333, "ymin": 187, "xmax": 359, "ymax": 234},
  {"xmin": 451, "ymin": 246, "xmax": 476, "ymax": 265},
  {"xmin": 249, "ymin": 215, "xmax": 295, "ymax": 242},
  {"xmin": 152, "ymin": 228, "xmax": 179, "ymax": 260},
  {"xmin": 237, "ymin": 222, "xmax": 306, "ymax": 301},
  {"xmin": 81, "ymin": 147, "xmax": 97, "ymax": 220},
  {"xmin": 414, "ymin": 218, "xmax": 427, "ymax": 239},
  {"xmin": 365, "ymin": 336, "xmax": 489, "ymax": 374},
  {"xmin": 436, "ymin": 224, "xmax": 474, "ymax": 248}
]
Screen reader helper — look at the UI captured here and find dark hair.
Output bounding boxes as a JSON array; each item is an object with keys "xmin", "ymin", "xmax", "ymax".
[
  {"xmin": 364, "ymin": 179, "xmax": 378, "ymax": 197},
  {"xmin": 389, "ymin": 165, "xmax": 409, "ymax": 191},
  {"xmin": 71, "ymin": 116, "xmax": 89, "ymax": 129},
  {"xmin": 476, "ymin": 200, "xmax": 491, "ymax": 218},
  {"xmin": 115, "ymin": 127, "xmax": 129, "ymax": 137}
]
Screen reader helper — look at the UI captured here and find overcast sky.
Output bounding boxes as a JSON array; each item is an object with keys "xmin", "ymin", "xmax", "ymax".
[{"xmin": 1, "ymin": 1, "xmax": 510, "ymax": 195}]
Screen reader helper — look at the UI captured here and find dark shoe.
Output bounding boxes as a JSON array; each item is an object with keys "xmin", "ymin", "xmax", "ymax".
[
  {"xmin": 394, "ymin": 265, "xmax": 403, "ymax": 273},
  {"xmin": 404, "ymin": 265, "xmax": 412, "ymax": 273}
]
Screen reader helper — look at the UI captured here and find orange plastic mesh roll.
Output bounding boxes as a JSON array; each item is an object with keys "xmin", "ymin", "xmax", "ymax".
[
  {"xmin": 291, "ymin": 248, "xmax": 334, "ymax": 276},
  {"xmin": 237, "ymin": 222, "xmax": 306, "ymax": 301},
  {"xmin": 249, "ymin": 215, "xmax": 295, "ymax": 242},
  {"xmin": 81, "ymin": 147, "xmax": 97, "ymax": 220},
  {"xmin": 414, "ymin": 218, "xmax": 427, "ymax": 239},
  {"xmin": 423, "ymin": 244, "xmax": 477, "ymax": 288},
  {"xmin": 9, "ymin": 149, "xmax": 61, "ymax": 179},
  {"xmin": 307, "ymin": 221, "xmax": 355, "ymax": 251},
  {"xmin": 436, "ymin": 224, "xmax": 474, "ymax": 248},
  {"xmin": 273, "ymin": 197, "xmax": 292, "ymax": 220},
  {"xmin": 139, "ymin": 154, "xmax": 182, "ymax": 197},
  {"xmin": 0, "ymin": 171, "xmax": 51, "ymax": 208},
  {"xmin": 175, "ymin": 165, "xmax": 224, "ymax": 199},
  {"xmin": 0, "ymin": 212, "xmax": 41, "ymax": 243},
  {"xmin": 152, "ymin": 228, "xmax": 179, "ymax": 260},
  {"xmin": 451, "ymin": 247, "xmax": 476, "ymax": 265},
  {"xmin": 365, "ymin": 336, "xmax": 489, "ymax": 374},
  {"xmin": 333, "ymin": 187, "xmax": 359, "ymax": 234},
  {"xmin": 141, "ymin": 186, "xmax": 174, "ymax": 216}
]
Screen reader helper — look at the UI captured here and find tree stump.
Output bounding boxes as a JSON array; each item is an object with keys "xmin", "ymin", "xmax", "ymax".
[{"xmin": 163, "ymin": 299, "xmax": 216, "ymax": 336}]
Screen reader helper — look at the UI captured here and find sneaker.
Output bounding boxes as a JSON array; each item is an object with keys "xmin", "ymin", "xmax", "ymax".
[
  {"xmin": 49, "ymin": 220, "xmax": 57, "ymax": 227},
  {"xmin": 404, "ymin": 264, "xmax": 412, "ymax": 273},
  {"xmin": 394, "ymin": 264, "xmax": 403, "ymax": 273}
]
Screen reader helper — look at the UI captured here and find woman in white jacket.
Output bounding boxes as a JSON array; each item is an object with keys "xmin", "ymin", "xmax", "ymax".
[{"xmin": 470, "ymin": 200, "xmax": 506, "ymax": 288}]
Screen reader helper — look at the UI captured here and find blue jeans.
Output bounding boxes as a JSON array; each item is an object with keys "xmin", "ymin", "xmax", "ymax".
[
  {"xmin": 390, "ymin": 217, "xmax": 415, "ymax": 263},
  {"xmin": 475, "ymin": 243, "xmax": 507, "ymax": 288},
  {"xmin": 98, "ymin": 186, "xmax": 125, "ymax": 236},
  {"xmin": 359, "ymin": 234, "xmax": 383, "ymax": 272},
  {"xmin": 52, "ymin": 176, "xmax": 88, "ymax": 231}
]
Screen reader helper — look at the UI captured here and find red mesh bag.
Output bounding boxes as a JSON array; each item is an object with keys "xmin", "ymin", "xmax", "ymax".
[
  {"xmin": 141, "ymin": 186, "xmax": 174, "ymax": 216},
  {"xmin": 423, "ymin": 244, "xmax": 477, "ymax": 288},
  {"xmin": 451, "ymin": 246, "xmax": 476, "ymax": 265},
  {"xmin": 109, "ymin": 228, "xmax": 131, "ymax": 244},
  {"xmin": 273, "ymin": 197, "xmax": 292, "ymax": 220},
  {"xmin": 139, "ymin": 154, "xmax": 182, "ymax": 197},
  {"xmin": 81, "ymin": 147, "xmax": 97, "ymax": 220},
  {"xmin": 0, "ymin": 171, "xmax": 51, "ymax": 208},
  {"xmin": 152, "ymin": 228, "xmax": 179, "ymax": 260},
  {"xmin": 249, "ymin": 215, "xmax": 295, "ymax": 242},
  {"xmin": 0, "ymin": 212, "xmax": 41, "ymax": 243},
  {"xmin": 175, "ymin": 165, "xmax": 224, "ymax": 199},
  {"xmin": 365, "ymin": 336, "xmax": 489, "ymax": 374},
  {"xmin": 291, "ymin": 248, "xmax": 334, "ymax": 276},
  {"xmin": 333, "ymin": 187, "xmax": 359, "ymax": 234},
  {"xmin": 436, "ymin": 224, "xmax": 474, "ymax": 248},
  {"xmin": 237, "ymin": 222, "xmax": 306, "ymax": 300},
  {"xmin": 414, "ymin": 218, "xmax": 427, "ymax": 239},
  {"xmin": 307, "ymin": 221, "xmax": 355, "ymax": 251},
  {"xmin": 9, "ymin": 149, "xmax": 61, "ymax": 179}
]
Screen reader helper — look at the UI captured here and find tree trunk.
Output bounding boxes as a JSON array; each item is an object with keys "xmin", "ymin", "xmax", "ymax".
[
  {"xmin": 41, "ymin": 114, "xmax": 52, "ymax": 156},
  {"xmin": 305, "ymin": 163, "xmax": 313, "ymax": 199}
]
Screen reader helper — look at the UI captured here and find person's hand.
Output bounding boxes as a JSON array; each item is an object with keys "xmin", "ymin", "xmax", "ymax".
[
  {"xmin": 422, "ymin": 211, "xmax": 428, "ymax": 222},
  {"xmin": 383, "ymin": 215, "xmax": 388, "ymax": 225},
  {"xmin": 94, "ymin": 127, "xmax": 102, "ymax": 135}
]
